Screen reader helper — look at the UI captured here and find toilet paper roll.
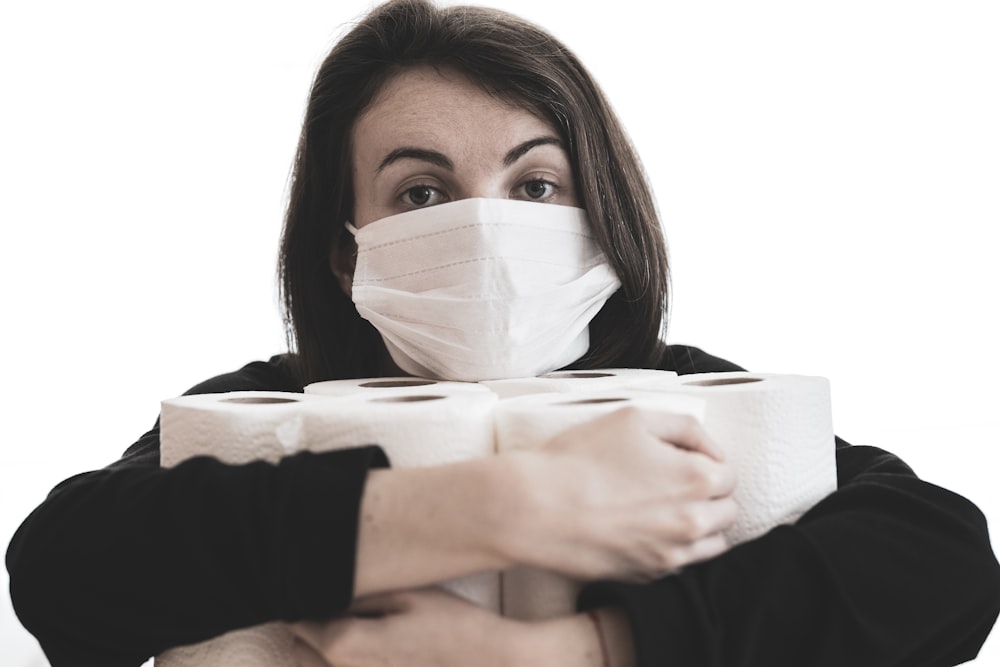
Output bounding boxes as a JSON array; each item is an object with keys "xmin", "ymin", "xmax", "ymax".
[
  {"xmin": 305, "ymin": 376, "xmax": 491, "ymax": 398},
  {"xmin": 636, "ymin": 372, "xmax": 837, "ymax": 545},
  {"xmin": 160, "ymin": 391, "xmax": 335, "ymax": 468},
  {"xmin": 480, "ymin": 368, "xmax": 680, "ymax": 399},
  {"xmin": 156, "ymin": 388, "xmax": 500, "ymax": 667},
  {"xmin": 494, "ymin": 389, "xmax": 707, "ymax": 621},
  {"xmin": 303, "ymin": 390, "xmax": 497, "ymax": 467}
]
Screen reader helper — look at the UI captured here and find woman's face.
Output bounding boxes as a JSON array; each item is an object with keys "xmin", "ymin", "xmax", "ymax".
[{"xmin": 350, "ymin": 65, "xmax": 579, "ymax": 228}]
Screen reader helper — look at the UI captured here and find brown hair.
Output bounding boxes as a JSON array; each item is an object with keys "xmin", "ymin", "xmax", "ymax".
[{"xmin": 279, "ymin": 0, "xmax": 670, "ymax": 384}]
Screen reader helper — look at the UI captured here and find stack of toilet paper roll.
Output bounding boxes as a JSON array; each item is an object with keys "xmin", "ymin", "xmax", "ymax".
[{"xmin": 155, "ymin": 369, "xmax": 836, "ymax": 664}]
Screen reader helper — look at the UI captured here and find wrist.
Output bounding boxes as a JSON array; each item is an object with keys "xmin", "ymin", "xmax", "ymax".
[
  {"xmin": 354, "ymin": 459, "xmax": 515, "ymax": 596},
  {"xmin": 487, "ymin": 450, "xmax": 567, "ymax": 571},
  {"xmin": 452, "ymin": 455, "xmax": 529, "ymax": 571}
]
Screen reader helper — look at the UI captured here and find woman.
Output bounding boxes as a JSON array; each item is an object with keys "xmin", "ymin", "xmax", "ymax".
[{"xmin": 8, "ymin": 1, "xmax": 999, "ymax": 666}]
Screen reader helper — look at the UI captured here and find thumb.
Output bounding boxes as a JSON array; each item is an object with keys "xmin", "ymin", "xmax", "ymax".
[{"xmin": 349, "ymin": 590, "xmax": 414, "ymax": 617}]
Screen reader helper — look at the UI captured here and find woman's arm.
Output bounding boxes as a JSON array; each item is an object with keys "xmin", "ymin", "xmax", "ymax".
[
  {"xmin": 353, "ymin": 407, "xmax": 737, "ymax": 598},
  {"xmin": 578, "ymin": 439, "xmax": 1000, "ymax": 666},
  {"xmin": 291, "ymin": 590, "xmax": 637, "ymax": 667},
  {"xmin": 6, "ymin": 437, "xmax": 389, "ymax": 667}
]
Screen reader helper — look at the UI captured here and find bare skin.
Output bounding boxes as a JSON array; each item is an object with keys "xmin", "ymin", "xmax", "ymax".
[{"xmin": 292, "ymin": 591, "xmax": 636, "ymax": 667}]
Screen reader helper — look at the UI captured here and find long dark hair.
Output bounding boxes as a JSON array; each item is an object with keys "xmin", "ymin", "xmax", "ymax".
[{"xmin": 279, "ymin": 0, "xmax": 670, "ymax": 384}]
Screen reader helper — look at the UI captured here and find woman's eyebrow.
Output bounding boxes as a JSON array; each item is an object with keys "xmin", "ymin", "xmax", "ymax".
[
  {"xmin": 377, "ymin": 147, "xmax": 454, "ymax": 173},
  {"xmin": 503, "ymin": 136, "xmax": 563, "ymax": 167},
  {"xmin": 376, "ymin": 137, "xmax": 562, "ymax": 174}
]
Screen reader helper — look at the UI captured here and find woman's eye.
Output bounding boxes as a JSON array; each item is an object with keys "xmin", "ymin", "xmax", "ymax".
[
  {"xmin": 401, "ymin": 185, "xmax": 444, "ymax": 207},
  {"xmin": 517, "ymin": 179, "xmax": 556, "ymax": 201}
]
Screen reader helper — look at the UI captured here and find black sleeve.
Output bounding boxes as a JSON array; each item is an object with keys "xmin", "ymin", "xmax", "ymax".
[
  {"xmin": 657, "ymin": 344, "xmax": 747, "ymax": 375},
  {"xmin": 5, "ymin": 358, "xmax": 390, "ymax": 667},
  {"xmin": 579, "ymin": 347, "xmax": 1000, "ymax": 666}
]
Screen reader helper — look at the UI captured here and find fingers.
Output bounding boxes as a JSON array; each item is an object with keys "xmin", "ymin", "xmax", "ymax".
[
  {"xmin": 349, "ymin": 591, "xmax": 411, "ymax": 617},
  {"xmin": 292, "ymin": 617, "xmax": 373, "ymax": 667},
  {"xmin": 291, "ymin": 590, "xmax": 493, "ymax": 667},
  {"xmin": 624, "ymin": 409, "xmax": 737, "ymax": 498},
  {"xmin": 682, "ymin": 531, "xmax": 730, "ymax": 566},
  {"xmin": 348, "ymin": 588, "xmax": 462, "ymax": 615},
  {"xmin": 677, "ymin": 448, "xmax": 738, "ymax": 499},
  {"xmin": 639, "ymin": 410, "xmax": 724, "ymax": 461},
  {"xmin": 627, "ymin": 531, "xmax": 731, "ymax": 582},
  {"xmin": 292, "ymin": 634, "xmax": 332, "ymax": 667},
  {"xmin": 640, "ymin": 497, "xmax": 737, "ymax": 573},
  {"xmin": 291, "ymin": 621, "xmax": 335, "ymax": 666},
  {"xmin": 625, "ymin": 410, "xmax": 736, "ymax": 498},
  {"xmin": 667, "ymin": 496, "xmax": 739, "ymax": 542}
]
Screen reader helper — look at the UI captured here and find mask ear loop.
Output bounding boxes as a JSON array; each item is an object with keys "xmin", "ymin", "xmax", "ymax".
[{"xmin": 345, "ymin": 221, "xmax": 359, "ymax": 236}]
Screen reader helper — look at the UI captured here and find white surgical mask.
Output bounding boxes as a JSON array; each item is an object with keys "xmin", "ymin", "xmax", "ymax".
[{"xmin": 347, "ymin": 198, "xmax": 621, "ymax": 381}]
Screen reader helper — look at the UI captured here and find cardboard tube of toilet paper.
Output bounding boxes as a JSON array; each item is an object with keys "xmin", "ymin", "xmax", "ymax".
[
  {"xmin": 305, "ymin": 376, "xmax": 491, "ymax": 398},
  {"xmin": 494, "ymin": 389, "xmax": 706, "ymax": 621},
  {"xmin": 636, "ymin": 372, "xmax": 837, "ymax": 545},
  {"xmin": 479, "ymin": 368, "xmax": 680, "ymax": 399}
]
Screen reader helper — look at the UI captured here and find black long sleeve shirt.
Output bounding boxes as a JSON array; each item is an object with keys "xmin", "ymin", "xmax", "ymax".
[{"xmin": 7, "ymin": 346, "xmax": 1000, "ymax": 666}]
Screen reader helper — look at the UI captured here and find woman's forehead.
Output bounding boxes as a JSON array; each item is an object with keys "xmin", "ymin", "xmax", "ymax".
[{"xmin": 352, "ymin": 66, "xmax": 559, "ymax": 163}]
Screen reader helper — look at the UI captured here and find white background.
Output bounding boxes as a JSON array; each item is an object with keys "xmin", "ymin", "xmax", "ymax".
[{"xmin": 2, "ymin": 1, "xmax": 998, "ymax": 664}]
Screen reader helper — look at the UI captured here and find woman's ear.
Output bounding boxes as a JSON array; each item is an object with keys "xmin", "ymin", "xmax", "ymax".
[{"xmin": 329, "ymin": 233, "xmax": 357, "ymax": 298}]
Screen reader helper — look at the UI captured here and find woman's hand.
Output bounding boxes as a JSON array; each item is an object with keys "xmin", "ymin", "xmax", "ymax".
[
  {"xmin": 291, "ymin": 590, "xmax": 522, "ymax": 667},
  {"xmin": 291, "ymin": 589, "xmax": 625, "ymax": 667},
  {"xmin": 501, "ymin": 407, "xmax": 738, "ymax": 582}
]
